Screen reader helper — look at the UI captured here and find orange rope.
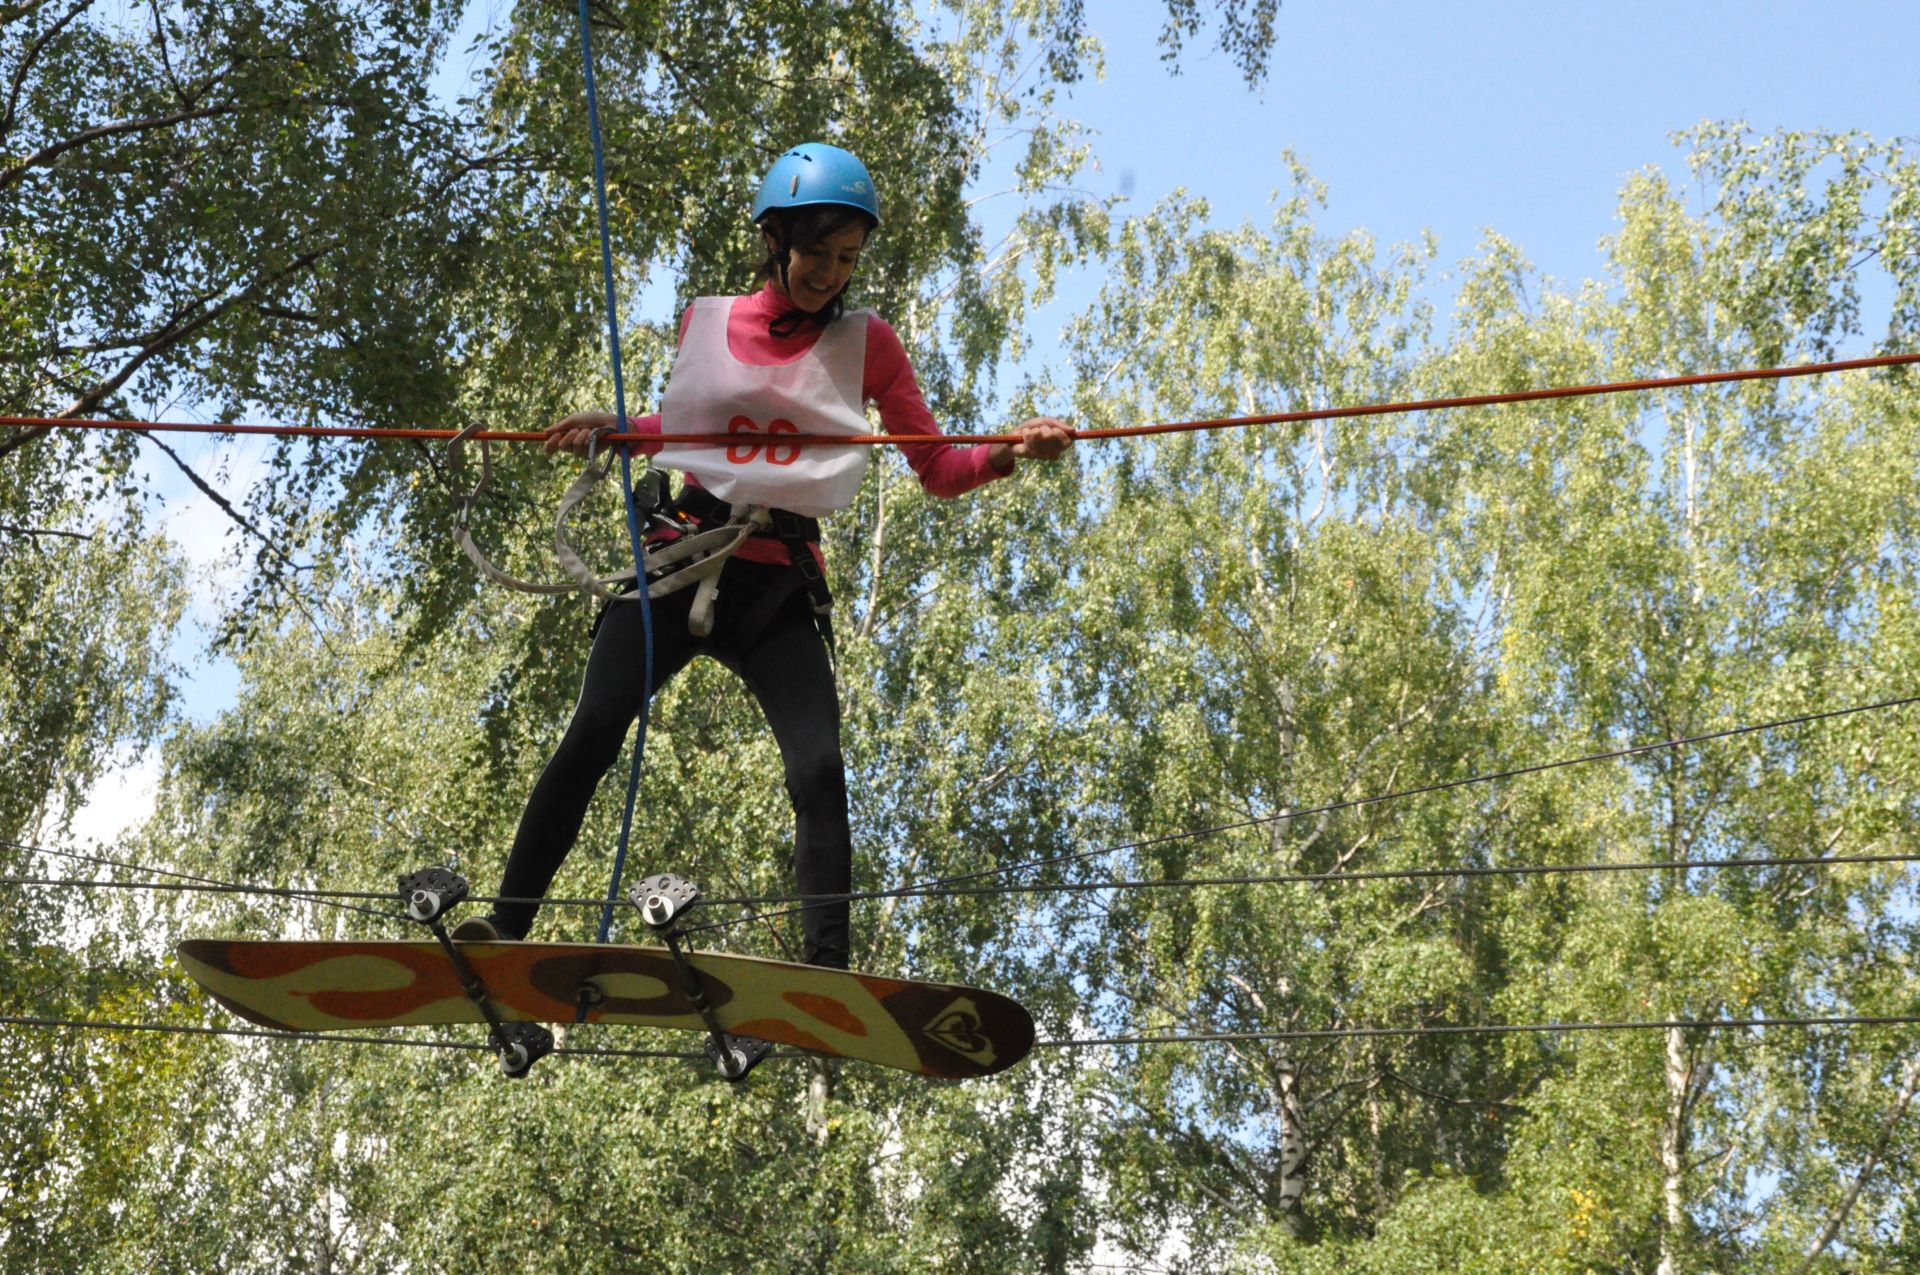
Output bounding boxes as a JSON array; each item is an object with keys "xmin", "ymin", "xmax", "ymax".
[
  {"xmin": 1080, "ymin": 351, "xmax": 1920, "ymax": 440},
  {"xmin": 5, "ymin": 351, "xmax": 1914, "ymax": 449}
]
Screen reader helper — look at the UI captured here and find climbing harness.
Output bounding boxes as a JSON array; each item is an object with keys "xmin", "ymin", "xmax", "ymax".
[
  {"xmin": 637, "ymin": 501, "xmax": 771, "ymax": 636},
  {"xmin": 659, "ymin": 483, "xmax": 835, "ymax": 648},
  {"xmin": 449, "ymin": 419, "xmax": 822, "ymax": 640},
  {"xmin": 448, "ymin": 420, "xmax": 634, "ymax": 600}
]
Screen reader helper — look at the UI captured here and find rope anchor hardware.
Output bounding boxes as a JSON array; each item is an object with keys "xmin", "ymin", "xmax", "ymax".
[
  {"xmin": 627, "ymin": 872, "xmax": 773, "ymax": 1083},
  {"xmin": 397, "ymin": 867, "xmax": 554, "ymax": 1078}
]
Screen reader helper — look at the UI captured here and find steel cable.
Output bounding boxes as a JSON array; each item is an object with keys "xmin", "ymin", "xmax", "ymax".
[
  {"xmin": 0, "ymin": 1013, "xmax": 702, "ymax": 1060},
  {"xmin": 8, "ymin": 690, "xmax": 1916, "ymax": 925},
  {"xmin": 10, "ymin": 1011, "xmax": 1918, "ymax": 1055},
  {"xmin": 677, "ymin": 691, "xmax": 1920, "ymax": 934}
]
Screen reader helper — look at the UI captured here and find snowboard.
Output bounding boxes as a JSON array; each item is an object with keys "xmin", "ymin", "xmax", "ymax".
[{"xmin": 175, "ymin": 938, "xmax": 1033, "ymax": 1079}]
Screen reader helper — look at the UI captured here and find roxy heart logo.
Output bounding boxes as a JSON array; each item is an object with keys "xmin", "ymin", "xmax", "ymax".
[{"xmin": 923, "ymin": 996, "xmax": 995, "ymax": 1064}]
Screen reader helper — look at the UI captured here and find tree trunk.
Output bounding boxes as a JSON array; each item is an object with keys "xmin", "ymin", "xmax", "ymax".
[
  {"xmin": 805, "ymin": 1057, "xmax": 834, "ymax": 1145},
  {"xmin": 1366, "ymin": 1056, "xmax": 1388, "ymax": 1213},
  {"xmin": 1274, "ymin": 1055, "xmax": 1309, "ymax": 1237},
  {"xmin": 1657, "ymin": 1025, "xmax": 1691, "ymax": 1275},
  {"xmin": 314, "ymin": 1079, "xmax": 334, "ymax": 1275}
]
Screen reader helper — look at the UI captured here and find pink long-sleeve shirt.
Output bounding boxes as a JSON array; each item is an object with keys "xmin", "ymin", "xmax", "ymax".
[{"xmin": 628, "ymin": 284, "xmax": 1007, "ymax": 567}]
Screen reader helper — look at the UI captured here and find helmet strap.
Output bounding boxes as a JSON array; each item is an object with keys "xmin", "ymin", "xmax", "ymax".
[
  {"xmin": 766, "ymin": 218, "xmax": 793, "ymax": 300},
  {"xmin": 762, "ymin": 216, "xmax": 808, "ymax": 338}
]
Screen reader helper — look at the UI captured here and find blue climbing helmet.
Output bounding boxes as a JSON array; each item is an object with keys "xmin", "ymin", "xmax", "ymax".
[{"xmin": 750, "ymin": 142, "xmax": 879, "ymax": 227}]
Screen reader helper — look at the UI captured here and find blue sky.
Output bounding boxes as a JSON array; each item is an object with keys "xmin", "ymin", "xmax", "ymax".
[
  {"xmin": 1058, "ymin": 1, "xmax": 1915, "ymax": 299},
  {"xmin": 435, "ymin": 1, "xmax": 1920, "ymax": 348}
]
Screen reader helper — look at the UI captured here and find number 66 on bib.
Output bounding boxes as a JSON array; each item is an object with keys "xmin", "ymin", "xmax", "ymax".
[
  {"xmin": 726, "ymin": 415, "xmax": 801, "ymax": 466},
  {"xmin": 657, "ymin": 297, "xmax": 874, "ymax": 517}
]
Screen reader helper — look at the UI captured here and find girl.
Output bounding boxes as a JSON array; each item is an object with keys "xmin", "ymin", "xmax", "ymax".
[{"xmin": 461, "ymin": 143, "xmax": 1071, "ymax": 968}]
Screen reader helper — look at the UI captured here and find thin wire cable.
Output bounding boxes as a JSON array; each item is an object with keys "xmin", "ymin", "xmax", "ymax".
[
  {"xmin": 4, "ymin": 841, "xmax": 405, "ymax": 922},
  {"xmin": 0, "ymin": 1013, "xmax": 704, "ymax": 1060},
  {"xmin": 909, "ymin": 850, "xmax": 1920, "ymax": 899},
  {"xmin": 11, "ymin": 1011, "xmax": 1918, "ymax": 1053},
  {"xmin": 7, "ymin": 351, "xmax": 1914, "ymax": 448},
  {"xmin": 572, "ymin": 0, "xmax": 655, "ymax": 956},
  {"xmin": 9, "ymin": 690, "xmax": 1917, "ymax": 921},
  {"xmin": 1038, "ymin": 1015, "xmax": 1920, "ymax": 1048},
  {"xmin": 676, "ymin": 690, "xmax": 1920, "ymax": 933},
  {"xmin": 13, "ymin": 850, "xmax": 1920, "ymax": 910}
]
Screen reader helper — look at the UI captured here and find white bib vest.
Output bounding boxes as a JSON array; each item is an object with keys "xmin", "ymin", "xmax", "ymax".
[{"xmin": 655, "ymin": 297, "xmax": 872, "ymax": 517}]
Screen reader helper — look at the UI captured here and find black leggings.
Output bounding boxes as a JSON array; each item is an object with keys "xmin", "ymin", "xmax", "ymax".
[{"xmin": 494, "ymin": 559, "xmax": 850, "ymax": 965}]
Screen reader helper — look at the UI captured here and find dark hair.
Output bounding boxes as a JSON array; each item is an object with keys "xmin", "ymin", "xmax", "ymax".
[{"xmin": 755, "ymin": 204, "xmax": 877, "ymax": 337}]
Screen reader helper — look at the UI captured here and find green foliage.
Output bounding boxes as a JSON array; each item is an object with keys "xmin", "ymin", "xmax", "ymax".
[
  {"xmin": 0, "ymin": 440, "xmax": 184, "ymax": 843},
  {"xmin": 5, "ymin": 2, "xmax": 1920, "ymax": 1269},
  {"xmin": 1043, "ymin": 131, "xmax": 1920, "ymax": 1271}
]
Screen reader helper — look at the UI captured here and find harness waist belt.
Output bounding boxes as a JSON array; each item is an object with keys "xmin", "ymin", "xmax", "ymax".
[{"xmin": 662, "ymin": 483, "xmax": 820, "ymax": 544}]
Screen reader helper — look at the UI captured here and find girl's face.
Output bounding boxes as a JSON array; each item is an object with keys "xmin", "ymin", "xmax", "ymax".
[{"xmin": 767, "ymin": 221, "xmax": 869, "ymax": 311}]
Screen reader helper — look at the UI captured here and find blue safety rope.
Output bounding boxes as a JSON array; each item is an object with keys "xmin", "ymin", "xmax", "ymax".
[{"xmin": 574, "ymin": 0, "xmax": 654, "ymax": 961}]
